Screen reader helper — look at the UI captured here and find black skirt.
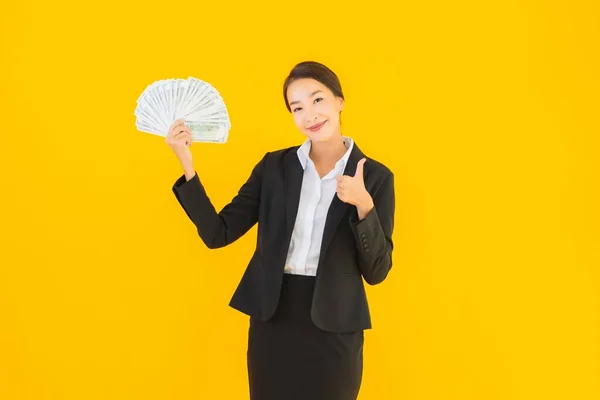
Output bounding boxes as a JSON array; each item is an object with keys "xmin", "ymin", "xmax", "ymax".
[{"xmin": 247, "ymin": 273, "xmax": 364, "ymax": 400}]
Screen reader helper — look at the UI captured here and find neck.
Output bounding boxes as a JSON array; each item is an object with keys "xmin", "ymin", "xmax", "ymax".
[{"xmin": 309, "ymin": 134, "xmax": 347, "ymax": 164}]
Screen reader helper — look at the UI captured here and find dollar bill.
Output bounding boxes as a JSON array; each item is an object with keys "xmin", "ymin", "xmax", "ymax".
[{"xmin": 184, "ymin": 120, "xmax": 228, "ymax": 143}]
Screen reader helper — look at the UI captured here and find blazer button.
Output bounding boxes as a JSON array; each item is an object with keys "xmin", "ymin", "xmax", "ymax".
[{"xmin": 360, "ymin": 232, "xmax": 367, "ymax": 239}]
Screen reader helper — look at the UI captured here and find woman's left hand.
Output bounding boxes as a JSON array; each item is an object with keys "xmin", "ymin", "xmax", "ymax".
[{"xmin": 336, "ymin": 158, "xmax": 375, "ymax": 220}]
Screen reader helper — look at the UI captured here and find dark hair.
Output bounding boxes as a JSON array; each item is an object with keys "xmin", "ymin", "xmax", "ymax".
[{"xmin": 283, "ymin": 61, "xmax": 344, "ymax": 115}]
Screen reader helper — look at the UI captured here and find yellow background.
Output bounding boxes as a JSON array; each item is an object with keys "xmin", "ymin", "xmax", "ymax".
[{"xmin": 1, "ymin": 0, "xmax": 598, "ymax": 399}]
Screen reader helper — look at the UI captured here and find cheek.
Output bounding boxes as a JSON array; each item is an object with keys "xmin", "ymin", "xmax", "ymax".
[
  {"xmin": 292, "ymin": 113, "xmax": 304, "ymax": 128},
  {"xmin": 316, "ymin": 102, "xmax": 335, "ymax": 116}
]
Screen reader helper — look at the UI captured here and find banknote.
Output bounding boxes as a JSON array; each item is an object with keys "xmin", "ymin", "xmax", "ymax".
[
  {"xmin": 184, "ymin": 120, "xmax": 228, "ymax": 143},
  {"xmin": 135, "ymin": 77, "xmax": 231, "ymax": 143}
]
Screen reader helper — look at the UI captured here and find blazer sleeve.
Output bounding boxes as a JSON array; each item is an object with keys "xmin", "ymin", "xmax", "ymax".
[
  {"xmin": 171, "ymin": 152, "xmax": 269, "ymax": 249},
  {"xmin": 349, "ymin": 171, "xmax": 395, "ymax": 285}
]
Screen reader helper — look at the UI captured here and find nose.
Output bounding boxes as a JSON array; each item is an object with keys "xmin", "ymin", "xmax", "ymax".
[{"xmin": 306, "ymin": 110, "xmax": 318, "ymax": 123}]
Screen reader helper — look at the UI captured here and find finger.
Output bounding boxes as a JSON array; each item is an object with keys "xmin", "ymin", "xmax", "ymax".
[
  {"xmin": 337, "ymin": 175, "xmax": 351, "ymax": 183},
  {"xmin": 169, "ymin": 119, "xmax": 186, "ymax": 134},
  {"xmin": 168, "ymin": 127, "xmax": 183, "ymax": 138},
  {"xmin": 354, "ymin": 158, "xmax": 366, "ymax": 179},
  {"xmin": 175, "ymin": 127, "xmax": 191, "ymax": 136},
  {"xmin": 173, "ymin": 131, "xmax": 188, "ymax": 140},
  {"xmin": 169, "ymin": 123, "xmax": 185, "ymax": 134}
]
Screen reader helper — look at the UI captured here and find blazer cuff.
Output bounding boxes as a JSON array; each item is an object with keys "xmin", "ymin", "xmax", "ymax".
[
  {"xmin": 173, "ymin": 171, "xmax": 198, "ymax": 189},
  {"xmin": 171, "ymin": 171, "xmax": 210, "ymax": 224},
  {"xmin": 349, "ymin": 206, "xmax": 381, "ymax": 255}
]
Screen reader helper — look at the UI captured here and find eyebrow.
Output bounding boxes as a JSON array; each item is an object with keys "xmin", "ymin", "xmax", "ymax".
[{"xmin": 289, "ymin": 90, "xmax": 323, "ymax": 106}]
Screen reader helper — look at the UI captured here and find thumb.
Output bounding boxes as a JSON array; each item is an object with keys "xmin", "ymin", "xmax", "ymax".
[{"xmin": 354, "ymin": 158, "xmax": 366, "ymax": 179}]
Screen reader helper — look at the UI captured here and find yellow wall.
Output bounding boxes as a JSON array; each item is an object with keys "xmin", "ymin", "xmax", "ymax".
[{"xmin": 1, "ymin": 1, "xmax": 598, "ymax": 399}]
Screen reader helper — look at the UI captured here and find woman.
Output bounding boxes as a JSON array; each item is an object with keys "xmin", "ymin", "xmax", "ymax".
[{"xmin": 167, "ymin": 61, "xmax": 395, "ymax": 400}]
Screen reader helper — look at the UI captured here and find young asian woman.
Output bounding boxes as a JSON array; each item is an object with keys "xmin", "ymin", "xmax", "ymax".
[{"xmin": 166, "ymin": 61, "xmax": 395, "ymax": 400}]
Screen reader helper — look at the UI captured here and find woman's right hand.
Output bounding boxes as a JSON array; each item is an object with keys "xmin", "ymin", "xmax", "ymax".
[{"xmin": 166, "ymin": 118, "xmax": 193, "ymax": 167}]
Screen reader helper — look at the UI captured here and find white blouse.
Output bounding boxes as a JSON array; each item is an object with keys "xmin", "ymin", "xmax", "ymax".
[{"xmin": 283, "ymin": 136, "xmax": 354, "ymax": 276}]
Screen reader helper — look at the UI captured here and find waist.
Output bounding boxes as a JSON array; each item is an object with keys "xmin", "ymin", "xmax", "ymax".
[
  {"xmin": 283, "ymin": 264, "xmax": 317, "ymax": 277},
  {"xmin": 283, "ymin": 271, "xmax": 316, "ymax": 281}
]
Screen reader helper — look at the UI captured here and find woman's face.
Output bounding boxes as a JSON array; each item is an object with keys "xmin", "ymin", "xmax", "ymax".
[{"xmin": 286, "ymin": 78, "xmax": 344, "ymax": 143}]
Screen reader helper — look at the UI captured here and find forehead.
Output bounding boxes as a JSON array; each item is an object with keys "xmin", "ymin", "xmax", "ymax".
[{"xmin": 287, "ymin": 78, "xmax": 329, "ymax": 102}]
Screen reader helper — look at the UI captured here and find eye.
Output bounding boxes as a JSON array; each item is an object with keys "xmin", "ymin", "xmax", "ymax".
[{"xmin": 292, "ymin": 98, "xmax": 323, "ymax": 112}]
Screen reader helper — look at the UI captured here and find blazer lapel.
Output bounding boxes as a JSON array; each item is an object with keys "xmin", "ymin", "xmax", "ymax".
[
  {"xmin": 284, "ymin": 148, "xmax": 304, "ymax": 242},
  {"xmin": 283, "ymin": 142, "xmax": 367, "ymax": 271},
  {"xmin": 317, "ymin": 143, "xmax": 366, "ymax": 270}
]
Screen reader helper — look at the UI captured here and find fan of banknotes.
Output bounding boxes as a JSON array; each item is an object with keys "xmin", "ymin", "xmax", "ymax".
[{"xmin": 134, "ymin": 76, "xmax": 231, "ymax": 143}]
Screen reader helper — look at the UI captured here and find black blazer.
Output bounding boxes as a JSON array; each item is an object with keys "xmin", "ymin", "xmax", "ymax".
[{"xmin": 172, "ymin": 141, "xmax": 395, "ymax": 333}]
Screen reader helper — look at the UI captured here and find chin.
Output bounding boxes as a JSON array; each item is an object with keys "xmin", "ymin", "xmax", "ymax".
[{"xmin": 306, "ymin": 129, "xmax": 334, "ymax": 142}]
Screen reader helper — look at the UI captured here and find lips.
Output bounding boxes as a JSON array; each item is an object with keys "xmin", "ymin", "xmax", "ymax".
[{"xmin": 308, "ymin": 120, "xmax": 327, "ymax": 132}]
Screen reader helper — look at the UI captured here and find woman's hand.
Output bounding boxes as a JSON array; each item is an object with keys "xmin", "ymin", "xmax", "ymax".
[
  {"xmin": 166, "ymin": 118, "xmax": 193, "ymax": 169},
  {"xmin": 336, "ymin": 158, "xmax": 374, "ymax": 220}
]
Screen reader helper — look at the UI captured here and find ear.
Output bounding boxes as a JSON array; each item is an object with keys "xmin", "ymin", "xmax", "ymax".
[{"xmin": 339, "ymin": 98, "xmax": 344, "ymax": 110}]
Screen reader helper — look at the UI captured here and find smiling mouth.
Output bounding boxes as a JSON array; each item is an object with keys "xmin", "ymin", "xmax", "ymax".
[{"xmin": 307, "ymin": 120, "xmax": 327, "ymax": 132}]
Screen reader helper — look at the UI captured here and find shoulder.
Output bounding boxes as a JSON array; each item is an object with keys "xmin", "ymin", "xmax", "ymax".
[
  {"xmin": 355, "ymin": 141, "xmax": 393, "ymax": 186},
  {"xmin": 364, "ymin": 155, "xmax": 393, "ymax": 179},
  {"xmin": 348, "ymin": 140, "xmax": 392, "ymax": 179},
  {"xmin": 363, "ymin": 156, "xmax": 394, "ymax": 200},
  {"xmin": 265, "ymin": 145, "xmax": 300, "ymax": 159},
  {"xmin": 253, "ymin": 145, "xmax": 300, "ymax": 168}
]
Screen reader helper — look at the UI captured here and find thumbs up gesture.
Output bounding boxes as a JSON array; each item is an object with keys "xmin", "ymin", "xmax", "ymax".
[{"xmin": 336, "ymin": 158, "xmax": 375, "ymax": 220}]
